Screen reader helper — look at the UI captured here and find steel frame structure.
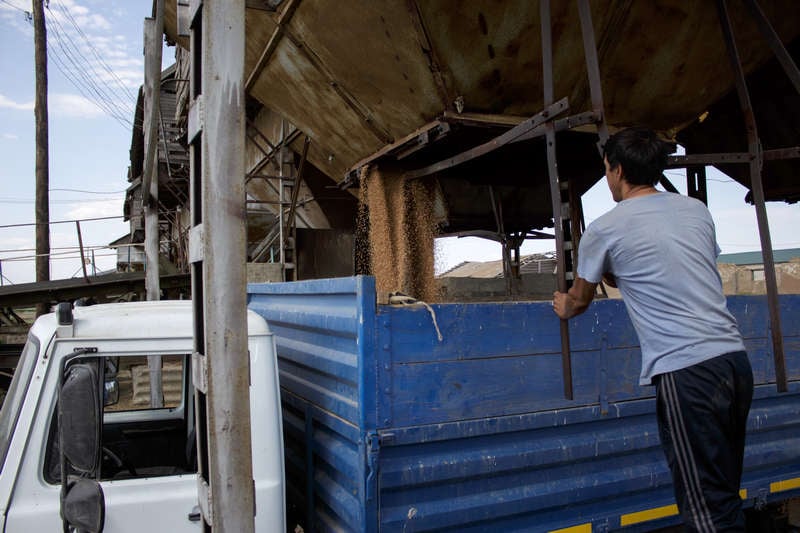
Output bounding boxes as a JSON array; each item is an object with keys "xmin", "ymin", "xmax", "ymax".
[
  {"xmin": 342, "ymin": 0, "xmax": 797, "ymax": 396},
  {"xmin": 160, "ymin": 0, "xmax": 800, "ymax": 525}
]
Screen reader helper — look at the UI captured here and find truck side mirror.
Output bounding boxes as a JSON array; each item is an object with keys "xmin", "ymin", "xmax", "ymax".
[
  {"xmin": 59, "ymin": 360, "xmax": 105, "ymax": 532},
  {"xmin": 61, "ymin": 478, "xmax": 105, "ymax": 533},
  {"xmin": 59, "ymin": 362, "xmax": 101, "ymax": 472}
]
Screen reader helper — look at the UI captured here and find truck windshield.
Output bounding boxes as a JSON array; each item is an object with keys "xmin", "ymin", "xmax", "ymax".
[{"xmin": 0, "ymin": 336, "xmax": 40, "ymax": 474}]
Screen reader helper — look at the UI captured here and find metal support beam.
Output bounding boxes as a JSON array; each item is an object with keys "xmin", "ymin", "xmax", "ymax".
[
  {"xmin": 403, "ymin": 98, "xmax": 569, "ymax": 180},
  {"xmin": 577, "ymin": 0, "xmax": 610, "ymax": 151},
  {"xmin": 286, "ymin": 135, "xmax": 311, "ymax": 231},
  {"xmin": 666, "ymin": 147, "xmax": 800, "ymax": 168},
  {"xmin": 658, "ymin": 175, "xmax": 680, "ymax": 194},
  {"xmin": 542, "ymin": 0, "xmax": 573, "ymax": 400},
  {"xmin": 245, "ymin": 0, "xmax": 301, "ymax": 93},
  {"xmin": 143, "ymin": 1, "xmax": 165, "ymax": 409},
  {"xmin": 75, "ymin": 221, "xmax": 89, "ymax": 282},
  {"xmin": 246, "ymin": 124, "xmax": 301, "ymax": 180},
  {"xmin": 742, "ymin": 0, "xmax": 800, "ymax": 96},
  {"xmin": 191, "ymin": 0, "xmax": 256, "ymax": 531},
  {"xmin": 716, "ymin": 0, "xmax": 786, "ymax": 392}
]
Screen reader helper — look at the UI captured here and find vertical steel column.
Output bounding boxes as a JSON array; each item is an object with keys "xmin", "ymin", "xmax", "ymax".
[
  {"xmin": 189, "ymin": 0, "xmax": 255, "ymax": 530},
  {"xmin": 687, "ymin": 166, "xmax": 708, "ymax": 205},
  {"xmin": 577, "ymin": 0, "xmax": 610, "ymax": 150},
  {"xmin": 716, "ymin": 0, "xmax": 786, "ymax": 392},
  {"xmin": 278, "ymin": 120, "xmax": 287, "ymax": 274},
  {"xmin": 541, "ymin": 0, "xmax": 573, "ymax": 400},
  {"xmin": 143, "ymin": 1, "xmax": 165, "ymax": 408}
]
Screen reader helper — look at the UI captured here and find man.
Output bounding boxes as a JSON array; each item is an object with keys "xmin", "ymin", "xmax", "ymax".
[{"xmin": 553, "ymin": 127, "xmax": 753, "ymax": 531}]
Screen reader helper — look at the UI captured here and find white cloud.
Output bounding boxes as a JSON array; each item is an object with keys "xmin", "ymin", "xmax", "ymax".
[
  {"xmin": 57, "ymin": 0, "xmax": 111, "ymax": 31},
  {"xmin": 49, "ymin": 93, "xmax": 105, "ymax": 118},
  {"xmin": 2, "ymin": 133, "xmax": 19, "ymax": 140},
  {"xmin": 66, "ymin": 199, "xmax": 124, "ymax": 221},
  {"xmin": 0, "ymin": 94, "xmax": 34, "ymax": 111}
]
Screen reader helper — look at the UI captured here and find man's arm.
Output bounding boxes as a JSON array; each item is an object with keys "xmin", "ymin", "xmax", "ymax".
[{"xmin": 553, "ymin": 277, "xmax": 598, "ymax": 319}]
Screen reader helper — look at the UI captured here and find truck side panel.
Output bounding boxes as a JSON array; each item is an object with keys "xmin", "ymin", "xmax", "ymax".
[
  {"xmin": 248, "ymin": 278, "xmax": 800, "ymax": 532},
  {"xmin": 249, "ymin": 277, "xmax": 378, "ymax": 532}
]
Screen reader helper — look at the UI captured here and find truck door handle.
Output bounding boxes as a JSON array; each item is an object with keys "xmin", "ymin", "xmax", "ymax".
[{"xmin": 188, "ymin": 505, "xmax": 201, "ymax": 522}]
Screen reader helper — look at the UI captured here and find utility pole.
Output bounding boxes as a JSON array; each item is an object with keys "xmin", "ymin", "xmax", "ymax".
[
  {"xmin": 33, "ymin": 0, "xmax": 50, "ymax": 317},
  {"xmin": 143, "ymin": 0, "xmax": 165, "ymax": 407}
]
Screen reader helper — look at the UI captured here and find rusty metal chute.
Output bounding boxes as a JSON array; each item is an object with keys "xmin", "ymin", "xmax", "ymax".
[{"xmin": 165, "ymin": 1, "xmax": 799, "ymax": 191}]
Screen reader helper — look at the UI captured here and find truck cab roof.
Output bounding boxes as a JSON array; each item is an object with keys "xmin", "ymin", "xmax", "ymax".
[{"xmin": 30, "ymin": 300, "xmax": 271, "ymax": 342}]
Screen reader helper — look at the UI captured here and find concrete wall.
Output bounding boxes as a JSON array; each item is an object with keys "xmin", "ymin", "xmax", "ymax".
[
  {"xmin": 719, "ymin": 260, "xmax": 800, "ymax": 295},
  {"xmin": 246, "ymin": 263, "xmax": 284, "ymax": 283},
  {"xmin": 436, "ymin": 259, "xmax": 800, "ymax": 304},
  {"xmin": 438, "ymin": 273, "xmax": 557, "ymax": 302}
]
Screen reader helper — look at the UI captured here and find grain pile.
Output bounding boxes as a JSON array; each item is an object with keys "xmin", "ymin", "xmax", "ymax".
[{"xmin": 358, "ymin": 165, "xmax": 440, "ymax": 302}]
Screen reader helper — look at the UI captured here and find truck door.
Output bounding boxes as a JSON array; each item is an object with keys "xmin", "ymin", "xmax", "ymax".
[{"xmin": 4, "ymin": 341, "xmax": 200, "ymax": 532}]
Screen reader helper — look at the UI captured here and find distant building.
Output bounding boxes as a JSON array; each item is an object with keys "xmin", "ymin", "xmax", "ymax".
[
  {"xmin": 440, "ymin": 253, "xmax": 557, "ymax": 278},
  {"xmin": 437, "ymin": 253, "xmax": 557, "ymax": 301},
  {"xmin": 436, "ymin": 248, "xmax": 800, "ymax": 300},
  {"xmin": 717, "ymin": 248, "xmax": 800, "ymax": 295}
]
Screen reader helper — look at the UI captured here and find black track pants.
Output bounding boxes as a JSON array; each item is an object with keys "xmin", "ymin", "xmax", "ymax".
[{"xmin": 654, "ymin": 351, "xmax": 753, "ymax": 532}]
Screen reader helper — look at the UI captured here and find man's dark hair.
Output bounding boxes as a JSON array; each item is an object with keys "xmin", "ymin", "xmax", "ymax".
[{"xmin": 602, "ymin": 127, "xmax": 676, "ymax": 186}]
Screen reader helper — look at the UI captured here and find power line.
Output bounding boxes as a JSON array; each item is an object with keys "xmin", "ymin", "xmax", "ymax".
[
  {"xmin": 52, "ymin": 0, "xmax": 138, "ymax": 102},
  {"xmin": 0, "ymin": 197, "xmax": 123, "ymax": 204},
  {"xmin": 0, "ymin": 214, "xmax": 133, "ymax": 229},
  {"xmin": 0, "ymin": 0, "xmax": 28, "ymax": 15},
  {"xmin": 45, "ymin": 5, "xmax": 135, "ymax": 118},
  {"xmin": 42, "ymin": 3, "xmax": 136, "ymax": 128},
  {"xmin": 50, "ymin": 188, "xmax": 127, "ymax": 194},
  {"xmin": 46, "ymin": 27, "xmax": 133, "ymax": 128}
]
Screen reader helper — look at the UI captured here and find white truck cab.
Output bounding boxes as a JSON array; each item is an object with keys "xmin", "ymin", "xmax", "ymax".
[{"xmin": 0, "ymin": 301, "xmax": 284, "ymax": 532}]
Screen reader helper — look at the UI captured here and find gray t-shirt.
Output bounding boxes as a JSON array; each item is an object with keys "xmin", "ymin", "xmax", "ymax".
[{"xmin": 577, "ymin": 192, "xmax": 745, "ymax": 385}]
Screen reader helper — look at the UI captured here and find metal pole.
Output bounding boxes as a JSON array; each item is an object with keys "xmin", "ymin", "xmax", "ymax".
[
  {"xmin": 716, "ymin": 0, "xmax": 786, "ymax": 392},
  {"xmin": 278, "ymin": 120, "xmax": 286, "ymax": 275},
  {"xmin": 144, "ymin": 0, "xmax": 165, "ymax": 408},
  {"xmin": 75, "ymin": 221, "xmax": 89, "ymax": 282},
  {"xmin": 541, "ymin": 0, "xmax": 573, "ymax": 400},
  {"xmin": 577, "ymin": 0, "xmax": 610, "ymax": 150},
  {"xmin": 32, "ymin": 0, "xmax": 50, "ymax": 317},
  {"xmin": 195, "ymin": 0, "xmax": 254, "ymax": 530}
]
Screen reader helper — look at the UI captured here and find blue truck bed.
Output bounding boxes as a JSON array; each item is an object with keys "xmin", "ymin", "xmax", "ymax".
[{"xmin": 247, "ymin": 276, "xmax": 800, "ymax": 532}]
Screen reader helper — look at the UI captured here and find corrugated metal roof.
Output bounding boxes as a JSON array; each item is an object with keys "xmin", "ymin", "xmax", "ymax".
[
  {"xmin": 440, "ymin": 253, "xmax": 556, "ymax": 278},
  {"xmin": 717, "ymin": 248, "xmax": 800, "ymax": 266}
]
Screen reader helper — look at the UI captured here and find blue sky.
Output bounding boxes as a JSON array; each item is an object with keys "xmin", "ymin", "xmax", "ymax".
[
  {"xmin": 0, "ymin": 0, "xmax": 797, "ymax": 284},
  {"xmin": 436, "ymin": 154, "xmax": 800, "ymax": 273},
  {"xmin": 0, "ymin": 0, "xmax": 151, "ymax": 284}
]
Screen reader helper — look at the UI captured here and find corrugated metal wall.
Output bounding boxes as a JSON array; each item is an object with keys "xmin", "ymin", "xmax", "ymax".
[
  {"xmin": 248, "ymin": 279, "xmax": 800, "ymax": 532},
  {"xmin": 248, "ymin": 277, "xmax": 377, "ymax": 531}
]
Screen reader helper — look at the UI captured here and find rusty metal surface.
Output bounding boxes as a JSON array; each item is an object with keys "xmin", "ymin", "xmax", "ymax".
[{"xmin": 161, "ymin": 1, "xmax": 800, "ymax": 187}]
